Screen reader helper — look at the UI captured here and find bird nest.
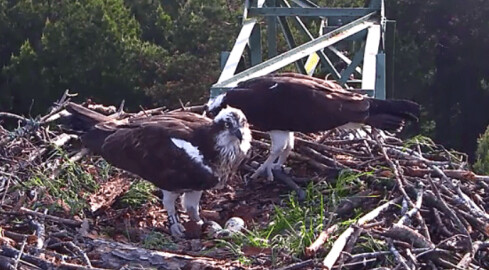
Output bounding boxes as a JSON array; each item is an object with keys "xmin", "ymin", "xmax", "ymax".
[{"xmin": 1, "ymin": 95, "xmax": 489, "ymax": 269}]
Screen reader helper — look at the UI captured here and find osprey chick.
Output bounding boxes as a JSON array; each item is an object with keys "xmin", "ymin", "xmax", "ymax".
[{"xmin": 63, "ymin": 103, "xmax": 251, "ymax": 237}]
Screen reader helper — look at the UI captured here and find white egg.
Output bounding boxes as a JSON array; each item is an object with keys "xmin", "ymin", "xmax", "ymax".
[{"xmin": 224, "ymin": 217, "xmax": 245, "ymax": 232}]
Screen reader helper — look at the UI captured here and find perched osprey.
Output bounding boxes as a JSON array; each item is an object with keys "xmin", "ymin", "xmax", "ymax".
[
  {"xmin": 206, "ymin": 72, "xmax": 420, "ymax": 181},
  {"xmin": 63, "ymin": 103, "xmax": 251, "ymax": 237}
]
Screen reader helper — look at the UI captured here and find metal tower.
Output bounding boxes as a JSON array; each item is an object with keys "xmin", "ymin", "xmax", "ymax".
[{"xmin": 210, "ymin": 0, "xmax": 394, "ymax": 100}]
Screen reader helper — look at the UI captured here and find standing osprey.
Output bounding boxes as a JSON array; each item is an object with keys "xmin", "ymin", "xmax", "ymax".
[
  {"xmin": 63, "ymin": 103, "xmax": 251, "ymax": 237},
  {"xmin": 206, "ymin": 72, "xmax": 420, "ymax": 181}
]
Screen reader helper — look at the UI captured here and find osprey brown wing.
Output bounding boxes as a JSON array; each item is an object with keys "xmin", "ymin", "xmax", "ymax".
[
  {"xmin": 239, "ymin": 72, "xmax": 366, "ymax": 102},
  {"xmin": 62, "ymin": 103, "xmax": 219, "ymax": 191},
  {"xmin": 227, "ymin": 75, "xmax": 371, "ymax": 132},
  {"xmin": 100, "ymin": 123, "xmax": 218, "ymax": 192},
  {"xmin": 126, "ymin": 111, "xmax": 212, "ymax": 126}
]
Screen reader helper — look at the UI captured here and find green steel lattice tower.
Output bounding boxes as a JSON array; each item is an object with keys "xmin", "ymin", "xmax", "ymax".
[{"xmin": 211, "ymin": 0, "xmax": 394, "ymax": 100}]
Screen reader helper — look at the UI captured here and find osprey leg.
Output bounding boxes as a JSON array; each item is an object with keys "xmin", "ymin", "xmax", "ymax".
[
  {"xmin": 251, "ymin": 131, "xmax": 291, "ymax": 181},
  {"xmin": 274, "ymin": 132, "xmax": 294, "ymax": 167},
  {"xmin": 182, "ymin": 190, "xmax": 203, "ymax": 225},
  {"xmin": 162, "ymin": 190, "xmax": 185, "ymax": 237}
]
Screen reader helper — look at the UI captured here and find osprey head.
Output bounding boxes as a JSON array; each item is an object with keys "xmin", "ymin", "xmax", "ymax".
[
  {"xmin": 213, "ymin": 106, "xmax": 251, "ymax": 154},
  {"xmin": 205, "ymin": 93, "xmax": 227, "ymax": 118}
]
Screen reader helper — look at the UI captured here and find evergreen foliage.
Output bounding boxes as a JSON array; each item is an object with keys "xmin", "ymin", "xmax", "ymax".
[
  {"xmin": 474, "ymin": 125, "xmax": 489, "ymax": 175},
  {"xmin": 1, "ymin": 0, "xmax": 489, "ymax": 160},
  {"xmin": 0, "ymin": 0, "xmax": 240, "ymax": 114}
]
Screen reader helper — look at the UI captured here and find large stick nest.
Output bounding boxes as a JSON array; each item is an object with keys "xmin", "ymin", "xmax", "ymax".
[{"xmin": 1, "ymin": 96, "xmax": 489, "ymax": 269}]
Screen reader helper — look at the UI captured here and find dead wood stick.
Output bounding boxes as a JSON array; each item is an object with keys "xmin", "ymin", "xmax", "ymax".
[
  {"xmin": 385, "ymin": 148, "xmax": 449, "ymax": 166},
  {"xmin": 344, "ymin": 226, "xmax": 363, "ymax": 253},
  {"xmin": 331, "ymin": 258, "xmax": 377, "ymax": 269},
  {"xmin": 117, "ymin": 99, "xmax": 125, "ymax": 113},
  {"xmin": 251, "ymin": 140, "xmax": 333, "ymax": 172},
  {"xmin": 427, "ymin": 260, "xmax": 439, "ymax": 270},
  {"xmin": 250, "ymin": 137, "xmax": 340, "ymax": 171},
  {"xmin": 322, "ymin": 138, "xmax": 376, "ymax": 146},
  {"xmin": 356, "ymin": 155, "xmax": 385, "ymax": 168},
  {"xmin": 0, "ymin": 245, "xmax": 107, "ymax": 270},
  {"xmin": 299, "ymin": 146, "xmax": 347, "ymax": 169},
  {"xmin": 105, "ymin": 100, "xmax": 126, "ymax": 120},
  {"xmin": 335, "ymin": 190, "xmax": 376, "ymax": 218},
  {"xmin": 432, "ymin": 208, "xmax": 453, "ymax": 236},
  {"xmin": 322, "ymin": 227, "xmax": 355, "ymax": 270},
  {"xmin": 2, "ymin": 230, "xmax": 35, "ymax": 243},
  {"xmin": 305, "ymin": 224, "xmax": 339, "ymax": 257},
  {"xmin": 249, "ymin": 129, "xmax": 269, "ymax": 139},
  {"xmin": 52, "ymin": 242, "xmax": 92, "ymax": 267},
  {"xmin": 456, "ymin": 213, "xmax": 472, "ymax": 233},
  {"xmin": 169, "ymin": 104, "xmax": 206, "ymax": 113},
  {"xmin": 39, "ymin": 90, "xmax": 75, "ymax": 123},
  {"xmin": 383, "ymin": 224, "xmax": 435, "ymax": 249},
  {"xmin": 404, "ymin": 168, "xmax": 489, "ymax": 182},
  {"xmin": 28, "ymin": 133, "xmax": 77, "ymax": 163},
  {"xmin": 13, "ymin": 238, "xmax": 27, "ymax": 270},
  {"xmin": 388, "ymin": 239, "xmax": 412, "ymax": 270},
  {"xmin": 1, "ymin": 177, "xmax": 10, "ymax": 205},
  {"xmin": 454, "ymin": 185, "xmax": 489, "ymax": 220},
  {"xmin": 399, "ymin": 186, "xmax": 432, "ymax": 241},
  {"xmin": 132, "ymin": 106, "xmax": 166, "ymax": 117},
  {"xmin": 54, "ymin": 262, "xmax": 106, "ymax": 270},
  {"xmin": 336, "ymin": 226, "xmax": 363, "ymax": 269},
  {"xmin": 398, "ymin": 186, "xmax": 424, "ymax": 226},
  {"xmin": 275, "ymin": 259, "xmax": 314, "ymax": 270},
  {"xmin": 474, "ymin": 240, "xmax": 489, "ymax": 251},
  {"xmin": 51, "ymin": 133, "xmax": 78, "ymax": 147},
  {"xmin": 457, "ymin": 210, "xmax": 489, "ymax": 237},
  {"xmin": 415, "ymin": 210, "xmax": 431, "ymax": 241},
  {"xmin": 415, "ymin": 138, "xmax": 423, "ymax": 156},
  {"xmin": 357, "ymin": 197, "xmax": 402, "ymax": 226},
  {"xmin": 362, "ymin": 220, "xmax": 385, "ymax": 229},
  {"xmin": 25, "ymin": 246, "xmax": 70, "ymax": 262},
  {"xmin": 87, "ymin": 238, "xmax": 238, "ymax": 269},
  {"xmin": 375, "ymin": 135, "xmax": 416, "ymax": 209},
  {"xmin": 405, "ymin": 248, "xmax": 418, "ymax": 269},
  {"xmin": 178, "ymin": 98, "xmax": 187, "ymax": 111},
  {"xmin": 30, "ymin": 219, "xmax": 45, "ymax": 256},
  {"xmin": 415, "ymin": 234, "xmax": 467, "ymax": 261},
  {"xmin": 0, "ymin": 112, "xmax": 30, "ymax": 123},
  {"xmin": 362, "ymin": 138, "xmax": 375, "ymax": 157},
  {"xmin": 426, "ymin": 174, "xmax": 472, "ymax": 250},
  {"xmin": 348, "ymin": 248, "xmax": 430, "ymax": 261},
  {"xmin": 0, "ymin": 255, "xmax": 15, "ymax": 270},
  {"xmin": 400, "ymin": 198, "xmax": 409, "ymax": 216},
  {"xmin": 69, "ymin": 148, "xmax": 89, "ymax": 163},
  {"xmin": 296, "ymin": 137, "xmax": 369, "ymax": 158},
  {"xmin": 50, "ymin": 148, "xmax": 89, "ymax": 179},
  {"xmin": 430, "ymin": 165, "xmax": 489, "ymax": 220},
  {"xmin": 322, "ymin": 197, "xmax": 401, "ymax": 269},
  {"xmin": 455, "ymin": 252, "xmax": 472, "ymax": 269},
  {"xmin": 0, "ymin": 207, "xmax": 82, "ymax": 226},
  {"xmin": 387, "ymin": 144, "xmax": 426, "ymax": 160},
  {"xmin": 433, "ymin": 257, "xmax": 466, "ymax": 270}
]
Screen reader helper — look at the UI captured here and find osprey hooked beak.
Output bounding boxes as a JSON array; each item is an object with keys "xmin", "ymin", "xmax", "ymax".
[
  {"xmin": 231, "ymin": 127, "xmax": 243, "ymax": 141},
  {"xmin": 213, "ymin": 106, "xmax": 250, "ymax": 145}
]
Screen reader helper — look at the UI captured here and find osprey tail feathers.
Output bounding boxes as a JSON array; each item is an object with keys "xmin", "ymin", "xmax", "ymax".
[
  {"xmin": 61, "ymin": 102, "xmax": 113, "ymax": 154},
  {"xmin": 63, "ymin": 102, "xmax": 110, "ymax": 132},
  {"xmin": 365, "ymin": 99, "xmax": 420, "ymax": 131}
]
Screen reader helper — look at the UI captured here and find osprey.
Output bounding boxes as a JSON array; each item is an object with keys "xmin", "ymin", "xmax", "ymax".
[
  {"xmin": 63, "ymin": 103, "xmax": 251, "ymax": 237},
  {"xmin": 206, "ymin": 72, "xmax": 420, "ymax": 181}
]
